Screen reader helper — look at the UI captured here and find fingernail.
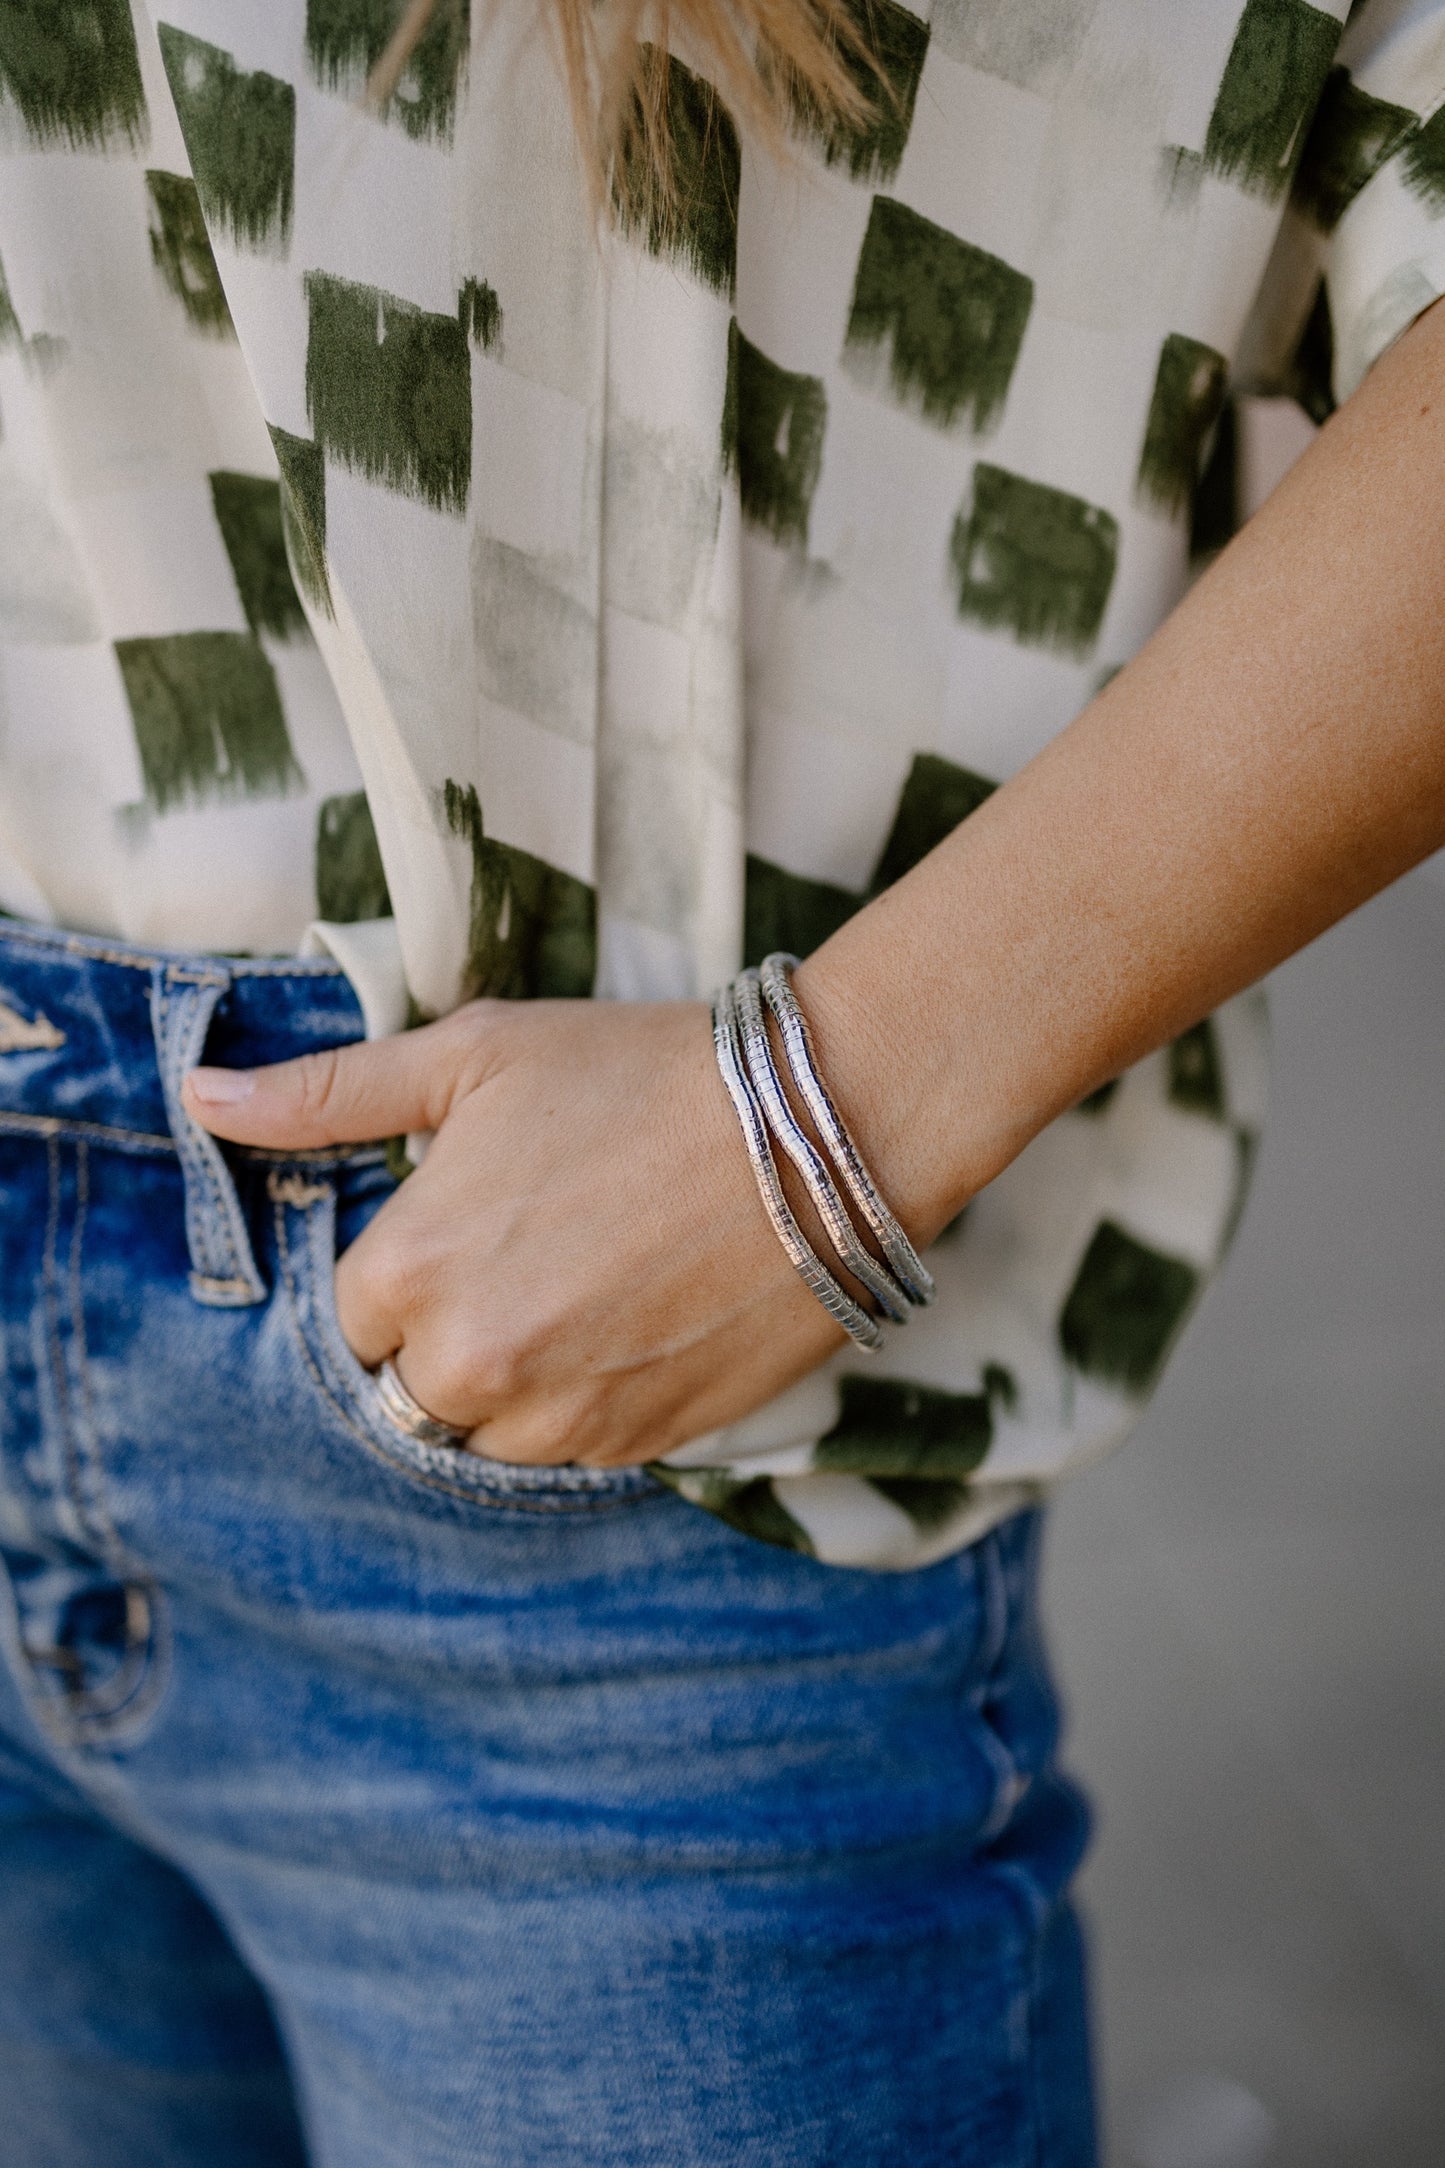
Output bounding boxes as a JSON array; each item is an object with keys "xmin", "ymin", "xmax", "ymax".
[{"xmin": 187, "ymin": 1066, "xmax": 256, "ymax": 1105}]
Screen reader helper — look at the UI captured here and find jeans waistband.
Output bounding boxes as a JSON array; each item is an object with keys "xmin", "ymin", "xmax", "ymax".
[
  {"xmin": 0, "ymin": 917, "xmax": 367, "ymax": 1307},
  {"xmin": 0, "ymin": 919, "xmax": 365, "ymax": 1137}
]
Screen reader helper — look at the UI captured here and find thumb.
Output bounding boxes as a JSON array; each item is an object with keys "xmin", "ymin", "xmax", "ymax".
[{"xmin": 182, "ymin": 1019, "xmax": 464, "ymax": 1148}]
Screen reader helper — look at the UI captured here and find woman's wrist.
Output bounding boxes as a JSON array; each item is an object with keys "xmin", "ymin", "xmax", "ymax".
[{"xmin": 787, "ymin": 882, "xmax": 1040, "ymax": 1249}]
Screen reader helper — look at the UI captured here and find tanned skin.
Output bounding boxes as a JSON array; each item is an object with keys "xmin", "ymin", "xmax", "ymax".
[{"xmin": 186, "ymin": 297, "xmax": 1445, "ymax": 1466}]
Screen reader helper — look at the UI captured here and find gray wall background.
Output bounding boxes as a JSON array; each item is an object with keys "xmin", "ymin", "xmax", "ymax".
[{"xmin": 1045, "ymin": 849, "xmax": 1445, "ymax": 2167}]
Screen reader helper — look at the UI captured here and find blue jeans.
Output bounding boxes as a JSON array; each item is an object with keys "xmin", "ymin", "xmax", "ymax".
[{"xmin": 0, "ymin": 918, "xmax": 1096, "ymax": 2168}]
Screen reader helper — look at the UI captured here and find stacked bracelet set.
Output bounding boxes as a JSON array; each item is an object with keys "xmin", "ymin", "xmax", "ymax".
[{"xmin": 713, "ymin": 952, "xmax": 934, "ymax": 1351}]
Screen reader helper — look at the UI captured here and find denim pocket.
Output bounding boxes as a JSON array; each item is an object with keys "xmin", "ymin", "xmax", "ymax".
[{"xmin": 267, "ymin": 1162, "xmax": 657, "ymax": 1514}]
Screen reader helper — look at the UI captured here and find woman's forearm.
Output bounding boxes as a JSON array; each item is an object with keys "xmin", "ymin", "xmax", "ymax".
[
  {"xmin": 797, "ymin": 298, "xmax": 1445, "ymax": 1241},
  {"xmin": 187, "ymin": 304, "xmax": 1445, "ymax": 1463}
]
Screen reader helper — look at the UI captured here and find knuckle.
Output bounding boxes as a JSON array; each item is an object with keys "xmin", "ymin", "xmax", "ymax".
[
  {"xmin": 422, "ymin": 1342, "xmax": 509, "ymax": 1421},
  {"xmin": 360, "ymin": 1225, "xmax": 435, "ymax": 1323},
  {"xmin": 468, "ymin": 1335, "xmax": 527, "ymax": 1404},
  {"xmin": 420, "ymin": 1309, "xmax": 518, "ymax": 1402},
  {"xmin": 293, "ymin": 1047, "xmax": 343, "ymax": 1126}
]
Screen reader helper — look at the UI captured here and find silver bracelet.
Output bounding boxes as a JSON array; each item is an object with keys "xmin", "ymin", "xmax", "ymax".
[
  {"xmin": 757, "ymin": 951, "xmax": 935, "ymax": 1310},
  {"xmin": 712, "ymin": 979, "xmax": 884, "ymax": 1352},
  {"xmin": 732, "ymin": 968, "xmax": 913, "ymax": 1324}
]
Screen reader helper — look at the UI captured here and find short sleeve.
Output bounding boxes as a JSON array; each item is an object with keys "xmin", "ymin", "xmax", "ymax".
[{"xmin": 1243, "ymin": 0, "xmax": 1445, "ymax": 409}]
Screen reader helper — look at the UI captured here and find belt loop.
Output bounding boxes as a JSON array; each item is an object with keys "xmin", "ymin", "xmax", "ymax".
[{"xmin": 150, "ymin": 964, "xmax": 266, "ymax": 1308}]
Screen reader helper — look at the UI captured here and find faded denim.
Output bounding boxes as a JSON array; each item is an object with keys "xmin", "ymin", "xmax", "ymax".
[{"xmin": 0, "ymin": 917, "xmax": 1096, "ymax": 2168}]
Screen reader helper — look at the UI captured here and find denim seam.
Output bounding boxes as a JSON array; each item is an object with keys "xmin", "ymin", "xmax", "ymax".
[
  {"xmin": 0, "ymin": 922, "xmax": 349, "ymax": 980},
  {"xmin": 240, "ymin": 1142, "xmax": 388, "ymax": 1167},
  {"xmin": 40, "ymin": 1133, "xmax": 89, "ymax": 1549},
  {"xmin": 966, "ymin": 1533, "xmax": 1034, "ymax": 1848},
  {"xmin": 980, "ymin": 1853, "xmax": 1051, "ymax": 2168},
  {"xmin": 63, "ymin": 1140, "xmax": 119, "ymax": 1563},
  {"xmin": 20, "ymin": 1138, "xmax": 171, "ymax": 1747},
  {"xmin": 273, "ymin": 1192, "xmax": 660, "ymax": 1518},
  {"xmin": 0, "ymin": 1109, "xmax": 178, "ymax": 1153},
  {"xmin": 0, "ymin": 1113, "xmax": 386, "ymax": 1163},
  {"xmin": 62, "ymin": 1140, "xmax": 171, "ymax": 1736}
]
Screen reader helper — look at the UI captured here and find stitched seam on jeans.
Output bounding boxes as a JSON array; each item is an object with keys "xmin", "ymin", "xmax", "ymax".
[
  {"xmin": 274, "ymin": 1197, "xmax": 656, "ymax": 1516},
  {"xmin": 41, "ymin": 1133, "xmax": 86, "ymax": 1540},
  {"xmin": 0, "ymin": 1117, "xmax": 386, "ymax": 1166},
  {"xmin": 22, "ymin": 1136, "xmax": 169, "ymax": 1741},
  {"xmin": 66, "ymin": 1143, "xmax": 160, "ymax": 1600},
  {"xmin": 0, "ymin": 932, "xmax": 160, "ymax": 972},
  {"xmin": 0, "ymin": 1110, "xmax": 178, "ymax": 1153},
  {"xmin": 57, "ymin": 1138, "xmax": 170, "ymax": 1732},
  {"xmin": 238, "ymin": 1142, "xmax": 386, "ymax": 1167},
  {"xmin": 62, "ymin": 1140, "xmax": 122, "ymax": 1563},
  {"xmin": 30, "ymin": 1139, "xmax": 106, "ymax": 1737},
  {"xmin": 978, "ymin": 1855, "xmax": 1049, "ymax": 2168},
  {"xmin": 0, "ymin": 924, "xmax": 348, "ymax": 980}
]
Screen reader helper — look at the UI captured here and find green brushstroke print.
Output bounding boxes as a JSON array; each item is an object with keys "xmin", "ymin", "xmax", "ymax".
[
  {"xmin": 780, "ymin": 0, "xmax": 929, "ymax": 184},
  {"xmin": 653, "ymin": 1470, "xmax": 814, "ymax": 1554},
  {"xmin": 1402, "ymin": 102, "xmax": 1445, "ymax": 212},
  {"xmin": 743, "ymin": 856, "xmax": 859, "ymax": 967},
  {"xmin": 815, "ymin": 1374, "xmax": 996, "ymax": 1478},
  {"xmin": 444, "ymin": 781, "xmax": 595, "ymax": 999},
  {"xmin": 723, "ymin": 321, "xmax": 827, "ymax": 547},
  {"xmin": 1137, "ymin": 333, "xmax": 1229, "ymax": 518},
  {"xmin": 846, "ymin": 196, "xmax": 1033, "ymax": 432},
  {"xmin": 868, "ymin": 751, "xmax": 995, "ymax": 893},
  {"xmin": 1203, "ymin": 0, "xmax": 1342, "ymax": 202},
  {"xmin": 158, "ymin": 27, "xmax": 294, "ymax": 253},
  {"xmin": 1167, "ymin": 1018, "xmax": 1226, "ymax": 1118},
  {"xmin": 316, "ymin": 791, "xmax": 392, "ymax": 921},
  {"xmin": 950, "ymin": 463, "xmax": 1118, "ymax": 657},
  {"xmin": 305, "ymin": 271, "xmax": 472, "ymax": 514},
  {"xmin": 1188, "ymin": 391, "xmax": 1240, "ymax": 560},
  {"xmin": 614, "ymin": 47, "xmax": 740, "ymax": 299},
  {"xmin": 306, "ymin": 0, "xmax": 470, "ymax": 141},
  {"xmin": 146, "ymin": 172, "xmax": 234, "ymax": 338},
  {"xmin": 209, "ymin": 472, "xmax": 307, "ymax": 640},
  {"xmin": 115, "ymin": 632, "xmax": 302, "ymax": 813},
  {"xmin": 743, "ymin": 749, "xmax": 997, "ymax": 966},
  {"xmin": 0, "ymin": 0, "xmax": 147, "ymax": 153},
  {"xmin": 1058, "ymin": 1219, "xmax": 1200, "ymax": 1393},
  {"xmin": 0, "ymin": 251, "xmax": 20, "ymax": 350},
  {"xmin": 458, "ymin": 276, "xmax": 501, "ymax": 351},
  {"xmin": 1292, "ymin": 65, "xmax": 1417, "ymax": 230},
  {"xmin": 268, "ymin": 426, "xmax": 332, "ymax": 617}
]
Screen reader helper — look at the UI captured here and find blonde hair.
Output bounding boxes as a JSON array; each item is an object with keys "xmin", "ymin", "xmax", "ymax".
[{"xmin": 368, "ymin": 0, "xmax": 879, "ymax": 213}]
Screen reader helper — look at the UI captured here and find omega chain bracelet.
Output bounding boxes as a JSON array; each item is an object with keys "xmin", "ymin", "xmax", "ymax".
[
  {"xmin": 711, "ymin": 976, "xmax": 885, "ymax": 1351},
  {"xmin": 758, "ymin": 951, "xmax": 935, "ymax": 1310},
  {"xmin": 711, "ymin": 955, "xmax": 934, "ymax": 1349},
  {"xmin": 732, "ymin": 968, "xmax": 914, "ymax": 1324}
]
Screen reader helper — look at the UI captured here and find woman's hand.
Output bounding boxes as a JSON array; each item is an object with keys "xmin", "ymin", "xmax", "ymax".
[
  {"xmin": 180, "ymin": 308, "xmax": 1445, "ymax": 1473},
  {"xmin": 182, "ymin": 998, "xmax": 853, "ymax": 1466}
]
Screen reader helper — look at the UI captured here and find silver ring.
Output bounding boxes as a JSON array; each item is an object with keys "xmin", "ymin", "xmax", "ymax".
[{"xmin": 373, "ymin": 1359, "xmax": 470, "ymax": 1448}]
